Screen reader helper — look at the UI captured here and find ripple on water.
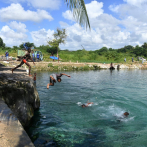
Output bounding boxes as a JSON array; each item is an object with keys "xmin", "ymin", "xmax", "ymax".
[{"xmin": 27, "ymin": 70, "xmax": 147, "ymax": 147}]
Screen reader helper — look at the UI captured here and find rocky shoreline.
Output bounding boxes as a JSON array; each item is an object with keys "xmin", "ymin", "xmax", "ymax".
[
  {"xmin": 0, "ymin": 63, "xmax": 40, "ymax": 146},
  {"xmin": 0, "ymin": 63, "xmax": 40, "ymax": 127},
  {"xmin": 1, "ymin": 60, "xmax": 147, "ymax": 71}
]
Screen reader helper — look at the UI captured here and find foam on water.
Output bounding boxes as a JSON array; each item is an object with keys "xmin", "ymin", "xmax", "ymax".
[{"xmin": 77, "ymin": 102, "xmax": 98, "ymax": 107}]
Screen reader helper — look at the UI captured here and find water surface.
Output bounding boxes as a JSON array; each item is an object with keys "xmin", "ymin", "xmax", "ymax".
[{"xmin": 27, "ymin": 70, "xmax": 147, "ymax": 147}]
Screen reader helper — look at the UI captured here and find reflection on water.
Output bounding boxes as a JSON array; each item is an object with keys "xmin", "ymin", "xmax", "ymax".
[{"xmin": 27, "ymin": 70, "xmax": 147, "ymax": 147}]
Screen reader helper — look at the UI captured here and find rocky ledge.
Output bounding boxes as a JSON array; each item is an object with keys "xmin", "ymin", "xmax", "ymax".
[{"xmin": 0, "ymin": 64, "xmax": 40, "ymax": 127}]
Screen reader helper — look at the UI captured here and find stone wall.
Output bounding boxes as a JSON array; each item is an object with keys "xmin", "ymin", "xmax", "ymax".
[{"xmin": 0, "ymin": 72, "xmax": 40, "ymax": 127}]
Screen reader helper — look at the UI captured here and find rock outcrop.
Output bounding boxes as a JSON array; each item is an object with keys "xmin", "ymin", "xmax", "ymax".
[{"xmin": 0, "ymin": 68, "xmax": 40, "ymax": 127}]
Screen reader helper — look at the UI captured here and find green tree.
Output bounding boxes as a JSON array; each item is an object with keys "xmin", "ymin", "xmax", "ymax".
[
  {"xmin": 65, "ymin": 0, "xmax": 90, "ymax": 29},
  {"xmin": 19, "ymin": 42, "xmax": 35, "ymax": 49},
  {"xmin": 46, "ymin": 46, "xmax": 59, "ymax": 55},
  {"xmin": 96, "ymin": 47, "xmax": 108, "ymax": 55},
  {"xmin": 48, "ymin": 28, "xmax": 67, "ymax": 56},
  {"xmin": 12, "ymin": 46, "xmax": 18, "ymax": 53},
  {"xmin": 142, "ymin": 42, "xmax": 147, "ymax": 49},
  {"xmin": 0, "ymin": 37, "xmax": 5, "ymax": 48}
]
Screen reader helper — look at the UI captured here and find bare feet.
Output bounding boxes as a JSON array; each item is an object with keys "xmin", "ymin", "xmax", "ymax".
[
  {"xmin": 11, "ymin": 69, "xmax": 13, "ymax": 73},
  {"xmin": 47, "ymin": 83, "xmax": 49, "ymax": 89}
]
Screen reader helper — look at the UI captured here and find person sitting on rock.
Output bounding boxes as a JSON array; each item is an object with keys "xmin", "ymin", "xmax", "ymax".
[
  {"xmin": 47, "ymin": 73, "xmax": 71, "ymax": 89},
  {"xmin": 11, "ymin": 48, "xmax": 35, "ymax": 76}
]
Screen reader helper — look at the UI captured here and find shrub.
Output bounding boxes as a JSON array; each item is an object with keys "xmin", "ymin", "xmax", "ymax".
[{"xmin": 48, "ymin": 63, "xmax": 53, "ymax": 67}]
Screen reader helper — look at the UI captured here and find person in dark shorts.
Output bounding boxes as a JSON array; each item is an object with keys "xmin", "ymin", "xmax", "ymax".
[
  {"xmin": 11, "ymin": 48, "xmax": 35, "ymax": 76},
  {"xmin": 47, "ymin": 73, "xmax": 71, "ymax": 89}
]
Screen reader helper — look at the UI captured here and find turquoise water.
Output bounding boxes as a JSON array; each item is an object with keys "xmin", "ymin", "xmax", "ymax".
[{"xmin": 27, "ymin": 70, "xmax": 147, "ymax": 147}]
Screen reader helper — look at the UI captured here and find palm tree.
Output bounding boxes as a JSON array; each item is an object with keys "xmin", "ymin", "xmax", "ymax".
[{"xmin": 65, "ymin": 0, "xmax": 90, "ymax": 29}]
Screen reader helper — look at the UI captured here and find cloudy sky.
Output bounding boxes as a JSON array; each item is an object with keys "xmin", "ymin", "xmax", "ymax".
[{"xmin": 0, "ymin": 0, "xmax": 147, "ymax": 50}]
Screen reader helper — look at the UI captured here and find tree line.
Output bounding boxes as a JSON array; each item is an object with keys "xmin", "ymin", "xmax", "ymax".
[{"xmin": 0, "ymin": 35, "xmax": 147, "ymax": 62}]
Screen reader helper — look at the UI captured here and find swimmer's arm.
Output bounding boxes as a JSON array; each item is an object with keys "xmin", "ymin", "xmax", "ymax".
[{"xmin": 61, "ymin": 73, "xmax": 71, "ymax": 77}]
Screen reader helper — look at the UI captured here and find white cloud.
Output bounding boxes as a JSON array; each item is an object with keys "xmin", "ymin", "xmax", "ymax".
[
  {"xmin": 0, "ymin": 25, "xmax": 28, "ymax": 47},
  {"xmin": 30, "ymin": 28, "xmax": 54, "ymax": 47},
  {"xmin": 9, "ymin": 21, "xmax": 27, "ymax": 33},
  {"xmin": 0, "ymin": 3, "xmax": 53, "ymax": 22},
  {"xmin": 2, "ymin": 0, "xmax": 147, "ymax": 50},
  {"xmin": 4, "ymin": 0, "xmax": 61, "ymax": 9},
  {"xmin": 109, "ymin": 5, "xmax": 121, "ymax": 13},
  {"xmin": 62, "ymin": 10, "xmax": 75, "ymax": 21},
  {"xmin": 123, "ymin": 0, "xmax": 147, "ymax": 6},
  {"xmin": 86, "ymin": 1, "xmax": 103, "ymax": 19},
  {"xmin": 29, "ymin": 0, "xmax": 61, "ymax": 9},
  {"xmin": 59, "ymin": 21, "xmax": 70, "ymax": 28}
]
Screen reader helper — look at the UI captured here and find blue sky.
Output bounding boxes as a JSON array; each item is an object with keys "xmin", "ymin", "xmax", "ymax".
[{"xmin": 0, "ymin": 0, "xmax": 147, "ymax": 50}]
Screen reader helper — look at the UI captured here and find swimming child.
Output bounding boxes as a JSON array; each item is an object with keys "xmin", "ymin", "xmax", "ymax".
[
  {"xmin": 81, "ymin": 101, "xmax": 93, "ymax": 107},
  {"xmin": 116, "ymin": 112, "xmax": 129, "ymax": 122},
  {"xmin": 123, "ymin": 112, "xmax": 129, "ymax": 117},
  {"xmin": 11, "ymin": 48, "xmax": 35, "ymax": 76}
]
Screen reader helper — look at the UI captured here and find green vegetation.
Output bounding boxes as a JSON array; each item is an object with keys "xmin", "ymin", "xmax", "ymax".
[
  {"xmin": 47, "ymin": 28, "xmax": 67, "ymax": 56},
  {"xmin": 0, "ymin": 35, "xmax": 147, "ymax": 63}
]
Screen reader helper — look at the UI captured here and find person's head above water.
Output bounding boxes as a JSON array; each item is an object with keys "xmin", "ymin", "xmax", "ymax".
[
  {"xmin": 57, "ymin": 77, "xmax": 61, "ymax": 82},
  {"xmin": 123, "ymin": 112, "xmax": 129, "ymax": 117},
  {"xmin": 81, "ymin": 104, "xmax": 86, "ymax": 107}
]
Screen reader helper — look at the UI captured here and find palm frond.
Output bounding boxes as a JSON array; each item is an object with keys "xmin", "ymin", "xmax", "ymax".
[{"xmin": 65, "ymin": 0, "xmax": 91, "ymax": 30}]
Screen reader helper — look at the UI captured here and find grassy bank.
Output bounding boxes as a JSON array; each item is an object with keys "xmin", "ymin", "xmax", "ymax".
[{"xmin": 0, "ymin": 46, "xmax": 144, "ymax": 64}]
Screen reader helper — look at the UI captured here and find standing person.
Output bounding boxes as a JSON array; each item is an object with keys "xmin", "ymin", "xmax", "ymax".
[
  {"xmin": 33, "ymin": 73, "xmax": 36, "ymax": 82},
  {"xmin": 110, "ymin": 62, "xmax": 115, "ymax": 70},
  {"xmin": 124, "ymin": 58, "xmax": 126, "ymax": 62},
  {"xmin": 32, "ymin": 51, "xmax": 35, "ymax": 62},
  {"xmin": 132, "ymin": 57, "xmax": 134, "ymax": 62},
  {"xmin": 51, "ymin": 52, "xmax": 54, "ymax": 62},
  {"xmin": 142, "ymin": 58, "xmax": 144, "ymax": 64},
  {"xmin": 11, "ymin": 48, "xmax": 35, "ymax": 76},
  {"xmin": 5, "ymin": 51, "xmax": 9, "ymax": 61},
  {"xmin": 37, "ymin": 52, "xmax": 40, "ymax": 62},
  {"xmin": 47, "ymin": 73, "xmax": 71, "ymax": 89}
]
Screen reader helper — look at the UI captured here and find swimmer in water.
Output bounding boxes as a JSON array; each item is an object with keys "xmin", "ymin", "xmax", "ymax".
[
  {"xmin": 116, "ymin": 112, "xmax": 129, "ymax": 122},
  {"xmin": 123, "ymin": 112, "xmax": 129, "ymax": 117},
  {"xmin": 81, "ymin": 101, "xmax": 93, "ymax": 107}
]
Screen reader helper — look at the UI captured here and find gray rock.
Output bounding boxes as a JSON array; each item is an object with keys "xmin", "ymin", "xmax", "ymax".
[{"xmin": 0, "ymin": 73, "xmax": 40, "ymax": 127}]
